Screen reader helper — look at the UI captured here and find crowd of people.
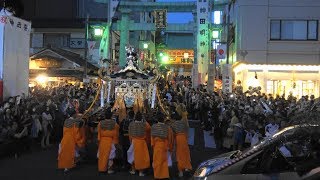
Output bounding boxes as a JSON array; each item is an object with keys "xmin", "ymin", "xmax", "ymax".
[
  {"xmin": 0, "ymin": 83, "xmax": 99, "ymax": 157},
  {"xmin": 57, "ymin": 106, "xmax": 192, "ymax": 179},
  {"xmin": 1, "ymin": 78, "xmax": 320, "ymax": 179},
  {"xmin": 160, "ymin": 77, "xmax": 320, "ymax": 151}
]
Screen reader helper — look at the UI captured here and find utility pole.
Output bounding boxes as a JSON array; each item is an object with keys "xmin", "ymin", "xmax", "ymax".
[
  {"xmin": 84, "ymin": 14, "xmax": 89, "ymax": 79},
  {"xmin": 226, "ymin": 9, "xmax": 230, "ymax": 64},
  {"xmin": 207, "ymin": 2, "xmax": 215, "ymax": 93}
]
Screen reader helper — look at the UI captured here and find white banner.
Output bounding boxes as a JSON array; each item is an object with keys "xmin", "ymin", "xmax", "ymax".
[
  {"xmin": 0, "ymin": 15, "xmax": 31, "ymax": 99},
  {"xmin": 87, "ymin": 41, "xmax": 96, "ymax": 56},
  {"xmin": 222, "ymin": 64, "xmax": 232, "ymax": 94},
  {"xmin": 0, "ymin": 15, "xmax": 31, "ymax": 32},
  {"xmin": 217, "ymin": 44, "xmax": 226, "ymax": 59},
  {"xmin": 151, "ymin": 84, "xmax": 157, "ymax": 109},
  {"xmin": 107, "ymin": 81, "xmax": 111, "ymax": 103},
  {"xmin": 192, "ymin": 64, "xmax": 199, "ymax": 88},
  {"xmin": 207, "ymin": 64, "xmax": 215, "ymax": 93},
  {"xmin": 196, "ymin": 0, "xmax": 210, "ymax": 83}
]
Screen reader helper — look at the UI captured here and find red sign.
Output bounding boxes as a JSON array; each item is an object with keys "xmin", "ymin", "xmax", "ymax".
[{"xmin": 218, "ymin": 49, "xmax": 224, "ymax": 55}]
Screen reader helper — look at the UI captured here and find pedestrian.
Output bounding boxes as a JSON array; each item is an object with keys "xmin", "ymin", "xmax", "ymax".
[
  {"xmin": 151, "ymin": 112, "xmax": 174, "ymax": 179},
  {"xmin": 171, "ymin": 111, "xmax": 192, "ymax": 177},
  {"xmin": 127, "ymin": 111, "xmax": 151, "ymax": 176},
  {"xmin": 265, "ymin": 116, "xmax": 279, "ymax": 137},
  {"xmin": 58, "ymin": 108, "xmax": 85, "ymax": 172},
  {"xmin": 119, "ymin": 110, "xmax": 134, "ymax": 170},
  {"xmin": 41, "ymin": 106, "xmax": 53, "ymax": 148},
  {"xmin": 97, "ymin": 110, "xmax": 119, "ymax": 174}
]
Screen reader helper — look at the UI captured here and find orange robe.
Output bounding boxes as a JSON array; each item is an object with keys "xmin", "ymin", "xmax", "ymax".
[
  {"xmin": 58, "ymin": 123, "xmax": 84, "ymax": 169},
  {"xmin": 151, "ymin": 127, "xmax": 174, "ymax": 179},
  {"xmin": 97, "ymin": 122, "xmax": 119, "ymax": 172},
  {"xmin": 130, "ymin": 122, "xmax": 151, "ymax": 170},
  {"xmin": 175, "ymin": 133, "xmax": 192, "ymax": 171}
]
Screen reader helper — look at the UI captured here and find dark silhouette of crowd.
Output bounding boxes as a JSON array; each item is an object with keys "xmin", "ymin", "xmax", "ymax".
[
  {"xmin": 1, "ymin": 77, "xmax": 320, "ymax": 159},
  {"xmin": 158, "ymin": 77, "xmax": 320, "ymax": 151},
  {"xmin": 0, "ymin": 83, "xmax": 99, "ymax": 158}
]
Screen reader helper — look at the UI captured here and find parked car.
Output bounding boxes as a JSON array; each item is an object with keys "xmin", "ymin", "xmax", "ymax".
[{"xmin": 194, "ymin": 124, "xmax": 320, "ymax": 180}]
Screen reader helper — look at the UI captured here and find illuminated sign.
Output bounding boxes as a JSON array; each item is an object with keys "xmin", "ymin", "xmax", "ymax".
[
  {"xmin": 35, "ymin": 59, "xmax": 62, "ymax": 68},
  {"xmin": 161, "ymin": 49, "xmax": 194, "ymax": 64}
]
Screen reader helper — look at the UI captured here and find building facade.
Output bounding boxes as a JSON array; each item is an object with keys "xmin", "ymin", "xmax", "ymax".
[
  {"xmin": 22, "ymin": 0, "xmax": 109, "ymax": 62},
  {"xmin": 227, "ymin": 0, "xmax": 320, "ymax": 98}
]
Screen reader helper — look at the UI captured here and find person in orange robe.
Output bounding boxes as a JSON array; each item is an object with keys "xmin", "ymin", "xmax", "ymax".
[
  {"xmin": 58, "ymin": 109, "xmax": 85, "ymax": 172},
  {"xmin": 128, "ymin": 112, "xmax": 151, "ymax": 176},
  {"xmin": 171, "ymin": 111, "xmax": 192, "ymax": 177},
  {"xmin": 151, "ymin": 112, "xmax": 174, "ymax": 179},
  {"xmin": 97, "ymin": 111, "xmax": 119, "ymax": 174}
]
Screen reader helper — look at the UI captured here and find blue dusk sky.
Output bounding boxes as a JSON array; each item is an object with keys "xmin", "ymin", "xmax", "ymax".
[{"xmin": 156, "ymin": 0, "xmax": 196, "ymax": 23}]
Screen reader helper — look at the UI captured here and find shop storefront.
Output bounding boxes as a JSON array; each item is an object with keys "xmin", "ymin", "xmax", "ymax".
[
  {"xmin": 233, "ymin": 63, "xmax": 320, "ymax": 98},
  {"xmin": 29, "ymin": 47, "xmax": 98, "ymax": 87},
  {"xmin": 160, "ymin": 49, "xmax": 194, "ymax": 77}
]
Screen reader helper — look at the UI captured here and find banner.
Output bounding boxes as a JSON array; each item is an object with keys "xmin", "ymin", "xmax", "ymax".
[
  {"xmin": 87, "ymin": 41, "xmax": 96, "ymax": 56},
  {"xmin": 192, "ymin": 64, "xmax": 199, "ymax": 88},
  {"xmin": 151, "ymin": 84, "xmax": 157, "ymax": 109},
  {"xmin": 196, "ymin": 0, "xmax": 210, "ymax": 82},
  {"xmin": 107, "ymin": 81, "xmax": 111, "ymax": 103},
  {"xmin": 207, "ymin": 64, "xmax": 215, "ymax": 92},
  {"xmin": 1, "ymin": 14, "xmax": 31, "ymax": 99},
  {"xmin": 222, "ymin": 64, "xmax": 232, "ymax": 94},
  {"xmin": 216, "ymin": 44, "xmax": 226, "ymax": 59}
]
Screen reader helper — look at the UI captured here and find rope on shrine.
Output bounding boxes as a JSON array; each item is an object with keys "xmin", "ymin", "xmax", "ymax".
[
  {"xmin": 156, "ymin": 85, "xmax": 169, "ymax": 117},
  {"xmin": 82, "ymin": 78, "xmax": 102, "ymax": 119}
]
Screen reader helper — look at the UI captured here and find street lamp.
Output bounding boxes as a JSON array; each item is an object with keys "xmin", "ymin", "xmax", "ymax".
[
  {"xmin": 94, "ymin": 27, "xmax": 103, "ymax": 37},
  {"xmin": 212, "ymin": 30, "xmax": 219, "ymax": 39},
  {"xmin": 143, "ymin": 43, "xmax": 148, "ymax": 49}
]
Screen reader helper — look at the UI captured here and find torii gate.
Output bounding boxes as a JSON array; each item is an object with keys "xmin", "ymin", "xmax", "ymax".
[{"xmin": 99, "ymin": 0, "xmax": 227, "ymax": 89}]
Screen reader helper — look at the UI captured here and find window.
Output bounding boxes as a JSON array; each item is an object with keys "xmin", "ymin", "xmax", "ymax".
[
  {"xmin": 31, "ymin": 33, "xmax": 44, "ymax": 48},
  {"xmin": 213, "ymin": 11, "xmax": 222, "ymax": 24},
  {"xmin": 241, "ymin": 152, "xmax": 264, "ymax": 174},
  {"xmin": 43, "ymin": 34, "xmax": 70, "ymax": 47},
  {"xmin": 270, "ymin": 20, "xmax": 318, "ymax": 40}
]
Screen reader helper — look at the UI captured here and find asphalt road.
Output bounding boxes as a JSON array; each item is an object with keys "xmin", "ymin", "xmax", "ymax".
[
  {"xmin": 0, "ymin": 122, "xmax": 224, "ymax": 180},
  {"xmin": 0, "ymin": 145, "xmax": 223, "ymax": 180}
]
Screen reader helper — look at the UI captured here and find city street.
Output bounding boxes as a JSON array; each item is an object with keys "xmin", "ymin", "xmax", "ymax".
[
  {"xmin": 0, "ymin": 122, "xmax": 222, "ymax": 180},
  {"xmin": 1, "ymin": 0, "xmax": 320, "ymax": 180}
]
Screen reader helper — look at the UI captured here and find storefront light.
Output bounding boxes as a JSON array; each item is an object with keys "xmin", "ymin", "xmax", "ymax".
[
  {"xmin": 247, "ymin": 77, "xmax": 260, "ymax": 88},
  {"xmin": 234, "ymin": 63, "xmax": 320, "ymax": 73},
  {"xmin": 36, "ymin": 74, "xmax": 48, "ymax": 84}
]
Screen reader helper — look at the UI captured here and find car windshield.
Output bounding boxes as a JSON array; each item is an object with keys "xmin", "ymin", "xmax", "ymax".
[{"xmin": 236, "ymin": 126, "xmax": 297, "ymax": 157}]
